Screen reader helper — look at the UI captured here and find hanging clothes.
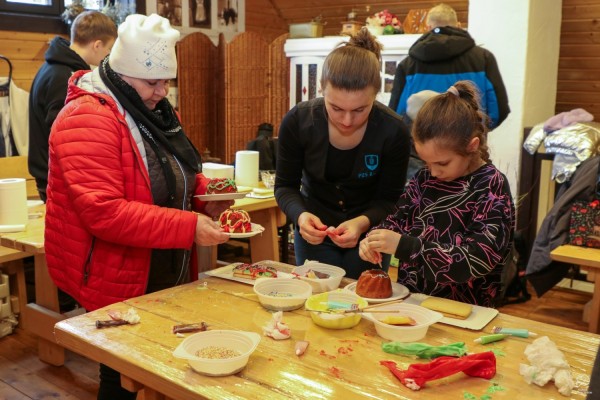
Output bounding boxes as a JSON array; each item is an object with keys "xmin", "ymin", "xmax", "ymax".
[{"xmin": 0, "ymin": 55, "xmax": 15, "ymax": 157}]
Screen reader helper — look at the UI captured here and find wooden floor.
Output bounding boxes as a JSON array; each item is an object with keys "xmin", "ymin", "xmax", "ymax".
[{"xmin": 0, "ymin": 244, "xmax": 593, "ymax": 399}]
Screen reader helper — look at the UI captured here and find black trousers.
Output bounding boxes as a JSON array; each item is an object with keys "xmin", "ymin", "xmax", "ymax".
[{"xmin": 98, "ymin": 363, "xmax": 137, "ymax": 400}]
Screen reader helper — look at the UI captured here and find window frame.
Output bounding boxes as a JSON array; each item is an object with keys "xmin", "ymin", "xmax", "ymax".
[{"xmin": 0, "ymin": 0, "xmax": 145, "ymax": 34}]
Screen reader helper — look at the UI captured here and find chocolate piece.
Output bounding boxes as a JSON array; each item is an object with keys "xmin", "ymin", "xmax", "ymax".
[{"xmin": 172, "ymin": 322, "xmax": 208, "ymax": 334}]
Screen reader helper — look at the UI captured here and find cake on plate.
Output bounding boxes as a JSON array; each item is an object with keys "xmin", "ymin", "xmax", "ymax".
[
  {"xmin": 219, "ymin": 209, "xmax": 252, "ymax": 233},
  {"xmin": 206, "ymin": 178, "xmax": 237, "ymax": 194},
  {"xmin": 355, "ymin": 269, "xmax": 392, "ymax": 299}
]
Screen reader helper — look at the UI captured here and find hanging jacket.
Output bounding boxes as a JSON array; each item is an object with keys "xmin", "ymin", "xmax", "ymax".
[
  {"xmin": 28, "ymin": 36, "xmax": 90, "ymax": 200},
  {"xmin": 45, "ymin": 70, "xmax": 199, "ymax": 311},
  {"xmin": 388, "ymin": 26, "xmax": 510, "ymax": 129}
]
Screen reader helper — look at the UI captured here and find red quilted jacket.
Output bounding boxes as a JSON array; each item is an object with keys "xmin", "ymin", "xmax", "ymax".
[{"xmin": 45, "ymin": 70, "xmax": 199, "ymax": 311}]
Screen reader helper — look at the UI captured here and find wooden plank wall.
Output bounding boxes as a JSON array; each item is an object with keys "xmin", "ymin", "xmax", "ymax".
[
  {"xmin": 0, "ymin": 31, "xmax": 58, "ymax": 91},
  {"xmin": 558, "ymin": 0, "xmax": 600, "ymax": 118}
]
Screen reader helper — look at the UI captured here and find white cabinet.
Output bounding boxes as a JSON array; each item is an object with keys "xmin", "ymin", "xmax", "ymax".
[{"xmin": 284, "ymin": 35, "xmax": 421, "ymax": 108}]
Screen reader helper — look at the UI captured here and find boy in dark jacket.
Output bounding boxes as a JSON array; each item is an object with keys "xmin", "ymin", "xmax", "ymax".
[{"xmin": 28, "ymin": 11, "xmax": 116, "ymax": 202}]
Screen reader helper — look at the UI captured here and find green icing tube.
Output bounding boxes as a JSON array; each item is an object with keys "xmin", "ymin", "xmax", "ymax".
[{"xmin": 474, "ymin": 334, "xmax": 508, "ymax": 344}]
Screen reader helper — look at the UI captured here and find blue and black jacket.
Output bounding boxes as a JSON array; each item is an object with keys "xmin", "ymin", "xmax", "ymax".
[{"xmin": 388, "ymin": 26, "xmax": 510, "ymax": 129}]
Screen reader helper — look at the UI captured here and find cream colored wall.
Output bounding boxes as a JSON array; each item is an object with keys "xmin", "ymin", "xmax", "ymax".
[{"xmin": 469, "ymin": 0, "xmax": 562, "ymax": 202}]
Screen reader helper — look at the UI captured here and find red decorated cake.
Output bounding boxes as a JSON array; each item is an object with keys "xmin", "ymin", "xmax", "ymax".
[
  {"xmin": 355, "ymin": 269, "xmax": 392, "ymax": 299},
  {"xmin": 219, "ymin": 209, "xmax": 252, "ymax": 233},
  {"xmin": 206, "ymin": 178, "xmax": 237, "ymax": 194}
]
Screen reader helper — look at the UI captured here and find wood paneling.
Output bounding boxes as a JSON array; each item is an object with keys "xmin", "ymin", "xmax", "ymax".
[{"xmin": 558, "ymin": 0, "xmax": 600, "ymax": 117}]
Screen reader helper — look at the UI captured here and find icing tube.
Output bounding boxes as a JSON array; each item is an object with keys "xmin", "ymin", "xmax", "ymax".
[
  {"xmin": 492, "ymin": 327, "xmax": 538, "ymax": 338},
  {"xmin": 474, "ymin": 334, "xmax": 508, "ymax": 344}
]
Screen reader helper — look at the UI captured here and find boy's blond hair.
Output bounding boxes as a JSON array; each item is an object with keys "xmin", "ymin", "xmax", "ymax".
[
  {"xmin": 71, "ymin": 11, "xmax": 117, "ymax": 46},
  {"xmin": 426, "ymin": 3, "xmax": 459, "ymax": 29}
]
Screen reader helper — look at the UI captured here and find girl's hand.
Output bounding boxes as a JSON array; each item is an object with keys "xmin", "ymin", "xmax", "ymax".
[
  {"xmin": 297, "ymin": 212, "xmax": 329, "ymax": 245},
  {"xmin": 194, "ymin": 213, "xmax": 230, "ymax": 246},
  {"xmin": 359, "ymin": 236, "xmax": 381, "ymax": 263},
  {"xmin": 364, "ymin": 229, "xmax": 401, "ymax": 256}
]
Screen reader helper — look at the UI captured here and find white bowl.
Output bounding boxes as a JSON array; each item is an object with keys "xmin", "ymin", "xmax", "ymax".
[
  {"xmin": 172, "ymin": 330, "xmax": 261, "ymax": 376},
  {"xmin": 365, "ymin": 303, "xmax": 443, "ymax": 342},
  {"xmin": 253, "ymin": 278, "xmax": 312, "ymax": 311},
  {"xmin": 305, "ymin": 290, "xmax": 368, "ymax": 329},
  {"xmin": 293, "ymin": 261, "xmax": 346, "ymax": 293}
]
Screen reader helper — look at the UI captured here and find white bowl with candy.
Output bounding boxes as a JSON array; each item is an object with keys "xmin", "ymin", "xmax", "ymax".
[
  {"xmin": 253, "ymin": 278, "xmax": 312, "ymax": 311},
  {"xmin": 364, "ymin": 303, "xmax": 443, "ymax": 342},
  {"xmin": 172, "ymin": 330, "xmax": 261, "ymax": 376},
  {"xmin": 292, "ymin": 261, "xmax": 346, "ymax": 293}
]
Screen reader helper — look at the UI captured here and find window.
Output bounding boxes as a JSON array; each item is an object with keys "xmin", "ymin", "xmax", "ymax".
[{"xmin": 0, "ymin": 0, "xmax": 144, "ymax": 33}]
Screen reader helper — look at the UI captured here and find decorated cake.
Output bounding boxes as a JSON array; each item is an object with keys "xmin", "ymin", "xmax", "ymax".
[
  {"xmin": 355, "ymin": 269, "xmax": 393, "ymax": 299},
  {"xmin": 206, "ymin": 178, "xmax": 237, "ymax": 194},
  {"xmin": 233, "ymin": 262, "xmax": 278, "ymax": 279},
  {"xmin": 219, "ymin": 209, "xmax": 252, "ymax": 233}
]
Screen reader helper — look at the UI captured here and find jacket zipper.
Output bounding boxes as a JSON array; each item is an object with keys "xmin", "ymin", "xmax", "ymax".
[
  {"xmin": 173, "ymin": 155, "xmax": 190, "ymax": 285},
  {"xmin": 83, "ymin": 237, "xmax": 96, "ymax": 285}
]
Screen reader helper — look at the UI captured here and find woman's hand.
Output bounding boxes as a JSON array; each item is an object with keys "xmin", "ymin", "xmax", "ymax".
[
  {"xmin": 326, "ymin": 216, "xmax": 370, "ymax": 248},
  {"xmin": 194, "ymin": 213, "xmax": 230, "ymax": 246},
  {"xmin": 297, "ymin": 212, "xmax": 329, "ymax": 245},
  {"xmin": 203, "ymin": 199, "xmax": 234, "ymax": 219}
]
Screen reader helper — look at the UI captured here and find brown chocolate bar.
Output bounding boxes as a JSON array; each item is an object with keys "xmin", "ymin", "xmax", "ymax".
[{"xmin": 172, "ymin": 322, "xmax": 208, "ymax": 334}]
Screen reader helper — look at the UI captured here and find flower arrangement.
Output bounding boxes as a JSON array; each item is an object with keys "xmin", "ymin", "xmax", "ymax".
[{"xmin": 366, "ymin": 9, "xmax": 403, "ymax": 35}]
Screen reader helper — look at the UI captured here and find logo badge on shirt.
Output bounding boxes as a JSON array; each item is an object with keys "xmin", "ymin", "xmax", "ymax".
[{"xmin": 365, "ymin": 154, "xmax": 379, "ymax": 171}]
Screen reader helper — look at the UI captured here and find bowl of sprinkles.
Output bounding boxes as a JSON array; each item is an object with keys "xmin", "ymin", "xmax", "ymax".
[
  {"xmin": 173, "ymin": 330, "xmax": 261, "ymax": 376},
  {"xmin": 253, "ymin": 278, "xmax": 312, "ymax": 311}
]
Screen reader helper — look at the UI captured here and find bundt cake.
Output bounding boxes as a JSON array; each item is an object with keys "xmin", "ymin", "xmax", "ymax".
[
  {"xmin": 219, "ymin": 209, "xmax": 252, "ymax": 233},
  {"xmin": 355, "ymin": 269, "xmax": 392, "ymax": 299}
]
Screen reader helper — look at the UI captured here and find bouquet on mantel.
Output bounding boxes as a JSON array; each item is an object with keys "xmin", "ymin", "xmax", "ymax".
[{"xmin": 366, "ymin": 9, "xmax": 403, "ymax": 35}]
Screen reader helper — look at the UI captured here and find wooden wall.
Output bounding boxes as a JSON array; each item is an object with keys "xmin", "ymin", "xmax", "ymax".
[{"xmin": 557, "ymin": 0, "xmax": 600, "ymax": 118}]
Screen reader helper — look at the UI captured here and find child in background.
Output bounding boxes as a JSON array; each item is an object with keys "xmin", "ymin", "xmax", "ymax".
[{"xmin": 359, "ymin": 80, "xmax": 514, "ymax": 307}]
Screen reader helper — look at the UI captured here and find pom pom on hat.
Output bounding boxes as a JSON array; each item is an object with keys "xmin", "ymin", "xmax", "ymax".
[
  {"xmin": 109, "ymin": 13, "xmax": 180, "ymax": 79},
  {"xmin": 406, "ymin": 90, "xmax": 439, "ymax": 121}
]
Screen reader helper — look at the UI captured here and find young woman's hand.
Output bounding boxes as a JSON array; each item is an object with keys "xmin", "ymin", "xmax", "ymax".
[
  {"xmin": 194, "ymin": 213, "xmax": 230, "ymax": 246},
  {"xmin": 326, "ymin": 216, "xmax": 370, "ymax": 248},
  {"xmin": 297, "ymin": 212, "xmax": 329, "ymax": 245}
]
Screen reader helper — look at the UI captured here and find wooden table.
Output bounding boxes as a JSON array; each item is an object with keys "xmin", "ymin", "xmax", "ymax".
[
  {"xmin": 551, "ymin": 244, "xmax": 600, "ymax": 333},
  {"xmin": 54, "ymin": 272, "xmax": 599, "ymax": 400},
  {"xmin": 0, "ymin": 206, "xmax": 66, "ymax": 366},
  {"xmin": 197, "ymin": 195, "xmax": 286, "ymax": 271}
]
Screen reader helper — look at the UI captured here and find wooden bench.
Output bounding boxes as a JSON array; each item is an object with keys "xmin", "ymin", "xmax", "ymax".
[
  {"xmin": 0, "ymin": 155, "xmax": 40, "ymax": 200},
  {"xmin": 550, "ymin": 244, "xmax": 600, "ymax": 333}
]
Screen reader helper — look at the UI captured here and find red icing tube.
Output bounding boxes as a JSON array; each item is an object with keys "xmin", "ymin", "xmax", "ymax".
[{"xmin": 380, "ymin": 351, "xmax": 496, "ymax": 390}]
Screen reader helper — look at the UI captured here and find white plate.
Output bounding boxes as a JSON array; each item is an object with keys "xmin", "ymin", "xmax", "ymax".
[
  {"xmin": 195, "ymin": 192, "xmax": 247, "ymax": 201},
  {"xmin": 204, "ymin": 261, "xmax": 295, "ymax": 285},
  {"xmin": 344, "ymin": 281, "xmax": 410, "ymax": 303},
  {"xmin": 246, "ymin": 193, "xmax": 274, "ymax": 199},
  {"xmin": 225, "ymin": 223, "xmax": 265, "ymax": 238},
  {"xmin": 403, "ymin": 293, "xmax": 499, "ymax": 331}
]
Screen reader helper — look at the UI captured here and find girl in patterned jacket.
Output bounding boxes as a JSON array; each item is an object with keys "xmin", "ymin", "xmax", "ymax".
[{"xmin": 359, "ymin": 80, "xmax": 515, "ymax": 307}]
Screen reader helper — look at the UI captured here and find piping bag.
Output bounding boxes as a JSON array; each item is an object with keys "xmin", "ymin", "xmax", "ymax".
[
  {"xmin": 382, "ymin": 342, "xmax": 467, "ymax": 359},
  {"xmin": 380, "ymin": 351, "xmax": 496, "ymax": 391}
]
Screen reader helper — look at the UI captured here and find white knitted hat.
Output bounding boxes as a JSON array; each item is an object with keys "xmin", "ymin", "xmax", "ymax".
[{"xmin": 109, "ymin": 13, "xmax": 180, "ymax": 79}]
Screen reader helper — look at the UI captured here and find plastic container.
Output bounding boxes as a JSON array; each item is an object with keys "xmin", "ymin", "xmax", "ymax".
[
  {"xmin": 365, "ymin": 303, "xmax": 443, "ymax": 342},
  {"xmin": 253, "ymin": 278, "xmax": 312, "ymax": 311},
  {"xmin": 305, "ymin": 290, "xmax": 368, "ymax": 329},
  {"xmin": 293, "ymin": 261, "xmax": 346, "ymax": 293},
  {"xmin": 172, "ymin": 330, "xmax": 261, "ymax": 376}
]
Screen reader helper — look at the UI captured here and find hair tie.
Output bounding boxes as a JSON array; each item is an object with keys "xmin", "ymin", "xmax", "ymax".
[{"xmin": 447, "ymin": 86, "xmax": 459, "ymax": 97}]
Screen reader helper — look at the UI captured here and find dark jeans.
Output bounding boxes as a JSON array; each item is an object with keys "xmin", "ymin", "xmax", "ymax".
[
  {"xmin": 98, "ymin": 364, "xmax": 137, "ymax": 400},
  {"xmin": 294, "ymin": 227, "xmax": 390, "ymax": 280}
]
